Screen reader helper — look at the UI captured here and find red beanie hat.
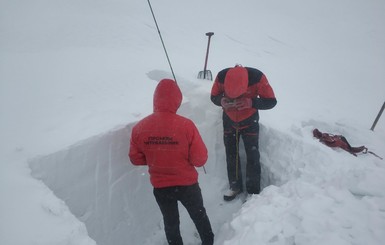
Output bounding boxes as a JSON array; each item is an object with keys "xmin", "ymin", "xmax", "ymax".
[{"xmin": 224, "ymin": 66, "xmax": 248, "ymax": 99}]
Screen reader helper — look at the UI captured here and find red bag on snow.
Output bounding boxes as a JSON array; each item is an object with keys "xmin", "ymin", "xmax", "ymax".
[{"xmin": 313, "ymin": 128, "xmax": 382, "ymax": 159}]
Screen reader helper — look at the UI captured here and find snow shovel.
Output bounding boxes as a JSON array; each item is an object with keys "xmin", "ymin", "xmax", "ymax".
[{"xmin": 197, "ymin": 32, "xmax": 214, "ymax": 80}]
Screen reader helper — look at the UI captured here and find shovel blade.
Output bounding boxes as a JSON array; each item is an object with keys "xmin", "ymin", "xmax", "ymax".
[{"xmin": 197, "ymin": 70, "xmax": 213, "ymax": 81}]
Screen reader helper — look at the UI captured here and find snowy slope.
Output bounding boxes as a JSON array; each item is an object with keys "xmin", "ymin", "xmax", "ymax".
[{"xmin": 1, "ymin": 0, "xmax": 385, "ymax": 245}]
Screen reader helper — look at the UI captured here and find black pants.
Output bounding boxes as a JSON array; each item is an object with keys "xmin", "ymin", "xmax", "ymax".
[
  {"xmin": 153, "ymin": 183, "xmax": 214, "ymax": 245},
  {"xmin": 223, "ymin": 116, "xmax": 261, "ymax": 194}
]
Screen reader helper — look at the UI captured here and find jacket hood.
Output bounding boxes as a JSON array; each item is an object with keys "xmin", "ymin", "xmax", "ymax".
[
  {"xmin": 224, "ymin": 66, "xmax": 249, "ymax": 99},
  {"xmin": 153, "ymin": 79, "xmax": 182, "ymax": 113}
]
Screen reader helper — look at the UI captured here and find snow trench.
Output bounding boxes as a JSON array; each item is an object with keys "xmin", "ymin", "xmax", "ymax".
[
  {"xmin": 28, "ymin": 124, "xmax": 160, "ymax": 245},
  {"xmin": 29, "ymin": 122, "xmax": 312, "ymax": 245}
]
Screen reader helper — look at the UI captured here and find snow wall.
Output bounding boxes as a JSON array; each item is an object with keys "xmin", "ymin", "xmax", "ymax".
[
  {"xmin": 28, "ymin": 119, "xmax": 308, "ymax": 245},
  {"xmin": 28, "ymin": 124, "xmax": 161, "ymax": 245}
]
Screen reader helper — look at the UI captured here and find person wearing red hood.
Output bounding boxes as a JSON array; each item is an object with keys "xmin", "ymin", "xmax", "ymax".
[
  {"xmin": 129, "ymin": 79, "xmax": 214, "ymax": 245},
  {"xmin": 211, "ymin": 65, "xmax": 277, "ymax": 201}
]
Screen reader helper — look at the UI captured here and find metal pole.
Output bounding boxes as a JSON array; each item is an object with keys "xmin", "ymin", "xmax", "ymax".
[
  {"xmin": 147, "ymin": 0, "xmax": 177, "ymax": 82},
  {"xmin": 370, "ymin": 101, "xmax": 385, "ymax": 131}
]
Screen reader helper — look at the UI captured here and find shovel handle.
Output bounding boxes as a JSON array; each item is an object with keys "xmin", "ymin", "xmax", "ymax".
[{"xmin": 203, "ymin": 32, "xmax": 214, "ymax": 75}]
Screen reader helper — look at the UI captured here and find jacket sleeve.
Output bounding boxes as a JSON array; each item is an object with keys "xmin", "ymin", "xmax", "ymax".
[
  {"xmin": 128, "ymin": 128, "xmax": 147, "ymax": 165},
  {"xmin": 253, "ymin": 74, "xmax": 277, "ymax": 110},
  {"xmin": 187, "ymin": 122, "xmax": 208, "ymax": 167},
  {"xmin": 210, "ymin": 76, "xmax": 224, "ymax": 106}
]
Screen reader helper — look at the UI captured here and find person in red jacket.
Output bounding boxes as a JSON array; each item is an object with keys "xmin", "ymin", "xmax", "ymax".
[
  {"xmin": 129, "ymin": 79, "xmax": 213, "ymax": 245},
  {"xmin": 211, "ymin": 65, "xmax": 277, "ymax": 201}
]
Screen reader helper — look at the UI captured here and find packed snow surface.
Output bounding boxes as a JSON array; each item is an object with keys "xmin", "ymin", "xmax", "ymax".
[{"xmin": 1, "ymin": 0, "xmax": 384, "ymax": 245}]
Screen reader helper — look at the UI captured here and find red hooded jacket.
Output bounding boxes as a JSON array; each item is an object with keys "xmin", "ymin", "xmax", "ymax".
[
  {"xmin": 129, "ymin": 79, "xmax": 208, "ymax": 188},
  {"xmin": 211, "ymin": 66, "xmax": 277, "ymax": 123}
]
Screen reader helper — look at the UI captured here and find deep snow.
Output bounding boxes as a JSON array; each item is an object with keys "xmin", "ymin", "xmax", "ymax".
[{"xmin": 1, "ymin": 0, "xmax": 385, "ymax": 245}]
